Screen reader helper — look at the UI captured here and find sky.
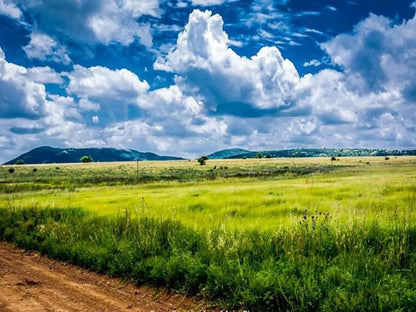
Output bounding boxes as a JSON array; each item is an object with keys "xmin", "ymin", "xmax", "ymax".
[{"xmin": 0, "ymin": 0, "xmax": 415, "ymax": 162}]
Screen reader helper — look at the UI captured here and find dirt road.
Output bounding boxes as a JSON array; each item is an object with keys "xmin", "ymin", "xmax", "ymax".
[{"xmin": 0, "ymin": 242, "xmax": 214, "ymax": 312}]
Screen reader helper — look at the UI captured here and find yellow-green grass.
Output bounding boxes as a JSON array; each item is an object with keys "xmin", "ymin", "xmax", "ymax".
[{"xmin": 2, "ymin": 156, "xmax": 415, "ymax": 231}]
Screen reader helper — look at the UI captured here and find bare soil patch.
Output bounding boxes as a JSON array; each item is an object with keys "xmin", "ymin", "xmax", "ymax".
[{"xmin": 0, "ymin": 242, "xmax": 216, "ymax": 312}]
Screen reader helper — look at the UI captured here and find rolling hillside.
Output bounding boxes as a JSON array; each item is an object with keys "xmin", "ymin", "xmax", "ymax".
[
  {"xmin": 210, "ymin": 148, "xmax": 416, "ymax": 159},
  {"xmin": 5, "ymin": 146, "xmax": 183, "ymax": 164}
]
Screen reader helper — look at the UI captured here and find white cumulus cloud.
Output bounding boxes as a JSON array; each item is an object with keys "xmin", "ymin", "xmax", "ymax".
[
  {"xmin": 27, "ymin": 66, "xmax": 63, "ymax": 84},
  {"xmin": 0, "ymin": 0, "xmax": 22, "ymax": 19},
  {"xmin": 322, "ymin": 12, "xmax": 416, "ymax": 101},
  {"xmin": 23, "ymin": 32, "xmax": 71, "ymax": 64},
  {"xmin": 18, "ymin": 0, "xmax": 160, "ymax": 47},
  {"xmin": 155, "ymin": 9, "xmax": 299, "ymax": 111},
  {"xmin": 0, "ymin": 46, "xmax": 47, "ymax": 119},
  {"xmin": 190, "ymin": 0, "xmax": 228, "ymax": 6},
  {"xmin": 66, "ymin": 65, "xmax": 150, "ymax": 123},
  {"xmin": 67, "ymin": 65, "xmax": 149, "ymax": 105}
]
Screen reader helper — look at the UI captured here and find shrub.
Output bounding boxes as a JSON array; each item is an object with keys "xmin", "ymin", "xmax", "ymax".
[
  {"xmin": 80, "ymin": 155, "xmax": 93, "ymax": 163},
  {"xmin": 197, "ymin": 156, "xmax": 208, "ymax": 166},
  {"xmin": 15, "ymin": 159, "xmax": 25, "ymax": 165},
  {"xmin": 8, "ymin": 168, "xmax": 14, "ymax": 173},
  {"xmin": 256, "ymin": 152, "xmax": 263, "ymax": 159}
]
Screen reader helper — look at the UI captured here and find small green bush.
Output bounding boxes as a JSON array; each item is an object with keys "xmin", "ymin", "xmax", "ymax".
[
  {"xmin": 197, "ymin": 156, "xmax": 208, "ymax": 165},
  {"xmin": 80, "ymin": 155, "xmax": 93, "ymax": 163},
  {"xmin": 15, "ymin": 159, "xmax": 25, "ymax": 165}
]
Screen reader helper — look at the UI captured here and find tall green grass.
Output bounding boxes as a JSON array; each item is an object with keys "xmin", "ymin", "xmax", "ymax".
[
  {"xmin": 1, "ymin": 206, "xmax": 415, "ymax": 311},
  {"xmin": 0, "ymin": 162, "xmax": 337, "ymax": 193},
  {"xmin": 3, "ymin": 162, "xmax": 415, "ymax": 231}
]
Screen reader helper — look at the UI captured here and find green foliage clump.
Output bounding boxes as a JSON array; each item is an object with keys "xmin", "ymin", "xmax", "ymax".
[
  {"xmin": 197, "ymin": 156, "xmax": 208, "ymax": 165},
  {"xmin": 15, "ymin": 159, "xmax": 25, "ymax": 165},
  {"xmin": 256, "ymin": 152, "xmax": 263, "ymax": 159},
  {"xmin": 80, "ymin": 155, "xmax": 93, "ymax": 163}
]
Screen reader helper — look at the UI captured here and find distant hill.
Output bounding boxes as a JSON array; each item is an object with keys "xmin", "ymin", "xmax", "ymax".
[
  {"xmin": 207, "ymin": 148, "xmax": 251, "ymax": 159},
  {"xmin": 223, "ymin": 148, "xmax": 416, "ymax": 159},
  {"xmin": 6, "ymin": 146, "xmax": 416, "ymax": 165},
  {"xmin": 5, "ymin": 146, "xmax": 183, "ymax": 165}
]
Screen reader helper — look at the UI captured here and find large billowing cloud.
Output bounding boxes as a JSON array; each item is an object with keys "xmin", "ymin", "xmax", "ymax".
[
  {"xmin": 139, "ymin": 85, "xmax": 227, "ymax": 139},
  {"xmin": 153, "ymin": 9, "xmax": 416, "ymax": 149},
  {"xmin": 66, "ymin": 65, "xmax": 150, "ymax": 123},
  {"xmin": 322, "ymin": 12, "xmax": 416, "ymax": 101},
  {"xmin": 0, "ymin": 47, "xmax": 94, "ymax": 161},
  {"xmin": 155, "ymin": 10, "xmax": 299, "ymax": 112},
  {"xmin": 67, "ymin": 65, "xmax": 149, "ymax": 104},
  {"xmin": 17, "ymin": 0, "xmax": 159, "ymax": 47},
  {"xmin": 0, "ymin": 47, "xmax": 47, "ymax": 119}
]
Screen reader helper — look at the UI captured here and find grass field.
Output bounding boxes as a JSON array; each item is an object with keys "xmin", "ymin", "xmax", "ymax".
[{"xmin": 1, "ymin": 156, "xmax": 415, "ymax": 310}]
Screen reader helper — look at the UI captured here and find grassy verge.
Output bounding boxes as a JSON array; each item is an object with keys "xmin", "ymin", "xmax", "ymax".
[{"xmin": 1, "ymin": 206, "xmax": 415, "ymax": 311}]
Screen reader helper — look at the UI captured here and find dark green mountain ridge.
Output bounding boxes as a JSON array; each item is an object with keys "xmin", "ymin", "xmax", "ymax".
[
  {"xmin": 214, "ymin": 148, "xmax": 416, "ymax": 159},
  {"xmin": 6, "ymin": 146, "xmax": 416, "ymax": 165},
  {"xmin": 5, "ymin": 146, "xmax": 183, "ymax": 165},
  {"xmin": 206, "ymin": 148, "xmax": 251, "ymax": 159}
]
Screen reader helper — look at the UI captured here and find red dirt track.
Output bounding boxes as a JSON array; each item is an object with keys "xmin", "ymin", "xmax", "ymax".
[{"xmin": 0, "ymin": 242, "xmax": 216, "ymax": 312}]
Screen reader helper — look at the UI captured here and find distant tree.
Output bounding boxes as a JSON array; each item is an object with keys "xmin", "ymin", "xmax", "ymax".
[
  {"xmin": 197, "ymin": 155, "xmax": 208, "ymax": 165},
  {"xmin": 80, "ymin": 155, "xmax": 93, "ymax": 163},
  {"xmin": 8, "ymin": 168, "xmax": 14, "ymax": 173},
  {"xmin": 33, "ymin": 168, "xmax": 37, "ymax": 173},
  {"xmin": 256, "ymin": 152, "xmax": 263, "ymax": 159},
  {"xmin": 331, "ymin": 156, "xmax": 336, "ymax": 163},
  {"xmin": 265, "ymin": 154, "xmax": 271, "ymax": 158},
  {"xmin": 15, "ymin": 159, "xmax": 25, "ymax": 165},
  {"xmin": 385, "ymin": 156, "xmax": 390, "ymax": 160}
]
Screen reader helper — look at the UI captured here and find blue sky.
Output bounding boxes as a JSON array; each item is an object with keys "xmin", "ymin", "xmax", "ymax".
[{"xmin": 0, "ymin": 0, "xmax": 415, "ymax": 161}]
